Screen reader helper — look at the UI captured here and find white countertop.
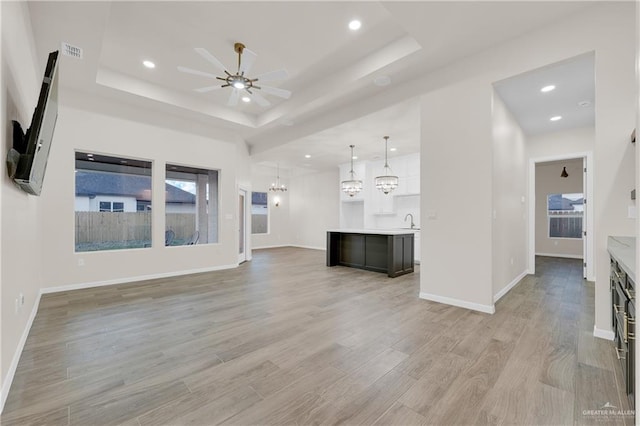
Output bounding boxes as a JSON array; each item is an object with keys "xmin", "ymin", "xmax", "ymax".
[
  {"xmin": 608, "ymin": 236, "xmax": 636, "ymax": 282},
  {"xmin": 327, "ymin": 228, "xmax": 420, "ymax": 235}
]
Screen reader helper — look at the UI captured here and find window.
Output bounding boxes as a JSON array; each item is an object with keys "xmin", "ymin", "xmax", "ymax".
[
  {"xmin": 75, "ymin": 152, "xmax": 152, "ymax": 251},
  {"xmin": 165, "ymin": 164, "xmax": 219, "ymax": 246},
  {"xmin": 547, "ymin": 193, "xmax": 584, "ymax": 239},
  {"xmin": 98, "ymin": 201, "xmax": 125, "ymax": 212},
  {"xmin": 251, "ymin": 192, "xmax": 268, "ymax": 234}
]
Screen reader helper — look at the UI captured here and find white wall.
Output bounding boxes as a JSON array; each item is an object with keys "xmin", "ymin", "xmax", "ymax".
[
  {"xmin": 416, "ymin": 3, "xmax": 635, "ymax": 323},
  {"xmin": 250, "ymin": 168, "xmax": 291, "ymax": 249},
  {"xmin": 420, "ymin": 77, "xmax": 495, "ymax": 313},
  {"xmin": 37, "ymin": 93, "xmax": 247, "ymax": 290},
  {"xmin": 492, "ymin": 92, "xmax": 527, "ymax": 300},
  {"xmin": 535, "ymin": 159, "xmax": 584, "ymax": 258},
  {"xmin": 528, "ymin": 127, "xmax": 595, "ymax": 159},
  {"xmin": 289, "ymin": 169, "xmax": 340, "ymax": 250},
  {"xmin": 339, "ymin": 153, "xmax": 420, "ymax": 230},
  {"xmin": 0, "ymin": 1, "xmax": 44, "ymax": 409}
]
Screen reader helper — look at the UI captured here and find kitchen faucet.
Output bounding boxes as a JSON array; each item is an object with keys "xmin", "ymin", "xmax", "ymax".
[{"xmin": 404, "ymin": 213, "xmax": 416, "ymax": 229}]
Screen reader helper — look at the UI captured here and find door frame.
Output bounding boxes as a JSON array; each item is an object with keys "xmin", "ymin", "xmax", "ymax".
[
  {"xmin": 528, "ymin": 151, "xmax": 594, "ymax": 280},
  {"xmin": 238, "ymin": 187, "xmax": 251, "ymax": 264}
]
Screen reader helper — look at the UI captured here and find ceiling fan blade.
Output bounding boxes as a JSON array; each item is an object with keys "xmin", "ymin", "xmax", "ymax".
[
  {"xmin": 177, "ymin": 66, "xmax": 220, "ymax": 80},
  {"xmin": 239, "ymin": 48, "xmax": 257, "ymax": 74},
  {"xmin": 254, "ymin": 69, "xmax": 289, "ymax": 82},
  {"xmin": 250, "ymin": 91, "xmax": 271, "ymax": 107},
  {"xmin": 259, "ymin": 85, "xmax": 292, "ymax": 99},
  {"xmin": 194, "ymin": 48, "xmax": 227, "ymax": 72},
  {"xmin": 194, "ymin": 85, "xmax": 223, "ymax": 93},
  {"xmin": 227, "ymin": 88, "xmax": 240, "ymax": 106}
]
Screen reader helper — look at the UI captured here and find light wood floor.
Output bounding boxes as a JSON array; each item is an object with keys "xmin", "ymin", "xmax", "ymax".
[{"xmin": 1, "ymin": 249, "xmax": 632, "ymax": 425}]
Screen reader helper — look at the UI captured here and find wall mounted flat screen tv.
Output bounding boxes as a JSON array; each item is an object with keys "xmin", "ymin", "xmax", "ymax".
[{"xmin": 8, "ymin": 50, "xmax": 59, "ymax": 195}]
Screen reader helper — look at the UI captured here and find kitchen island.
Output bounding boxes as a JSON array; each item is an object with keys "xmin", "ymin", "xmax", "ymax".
[{"xmin": 326, "ymin": 229, "xmax": 415, "ymax": 277}]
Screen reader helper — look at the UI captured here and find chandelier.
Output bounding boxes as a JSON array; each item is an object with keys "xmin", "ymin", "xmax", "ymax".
[
  {"xmin": 341, "ymin": 145, "xmax": 363, "ymax": 197},
  {"xmin": 269, "ymin": 164, "xmax": 287, "ymax": 192},
  {"xmin": 374, "ymin": 136, "xmax": 398, "ymax": 194}
]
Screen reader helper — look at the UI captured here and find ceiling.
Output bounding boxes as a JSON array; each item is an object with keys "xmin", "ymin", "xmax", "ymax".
[
  {"xmin": 27, "ymin": 1, "xmax": 595, "ymax": 171},
  {"xmin": 494, "ymin": 53, "xmax": 595, "ymax": 136}
]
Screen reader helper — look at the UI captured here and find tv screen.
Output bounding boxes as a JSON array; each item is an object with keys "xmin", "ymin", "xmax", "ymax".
[{"xmin": 12, "ymin": 50, "xmax": 59, "ymax": 195}]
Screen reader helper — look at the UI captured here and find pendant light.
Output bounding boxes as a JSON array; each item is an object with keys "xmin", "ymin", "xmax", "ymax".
[
  {"xmin": 374, "ymin": 136, "xmax": 398, "ymax": 194},
  {"xmin": 341, "ymin": 145, "xmax": 363, "ymax": 197},
  {"xmin": 561, "ymin": 166, "xmax": 569, "ymax": 178},
  {"xmin": 269, "ymin": 163, "xmax": 287, "ymax": 192}
]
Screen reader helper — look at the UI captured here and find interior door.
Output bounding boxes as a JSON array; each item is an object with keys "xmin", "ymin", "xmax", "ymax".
[
  {"xmin": 239, "ymin": 189, "xmax": 246, "ymax": 263},
  {"xmin": 582, "ymin": 157, "xmax": 587, "ymax": 279}
]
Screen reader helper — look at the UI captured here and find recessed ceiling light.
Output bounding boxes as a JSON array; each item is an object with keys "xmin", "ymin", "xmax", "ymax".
[
  {"xmin": 348, "ymin": 20, "xmax": 361, "ymax": 31},
  {"xmin": 352, "ymin": 156, "xmax": 358, "ymax": 160},
  {"xmin": 389, "ymin": 147, "xmax": 397, "ymax": 152},
  {"xmin": 374, "ymin": 76, "xmax": 391, "ymax": 87},
  {"xmin": 241, "ymin": 96, "xmax": 251, "ymax": 103},
  {"xmin": 143, "ymin": 60, "xmax": 155, "ymax": 69},
  {"xmin": 304, "ymin": 154, "xmax": 311, "ymax": 158},
  {"xmin": 540, "ymin": 85, "xmax": 555, "ymax": 93},
  {"xmin": 550, "ymin": 115, "xmax": 562, "ymax": 121}
]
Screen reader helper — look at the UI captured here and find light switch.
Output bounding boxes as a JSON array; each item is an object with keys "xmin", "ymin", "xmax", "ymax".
[{"xmin": 629, "ymin": 206, "xmax": 637, "ymax": 219}]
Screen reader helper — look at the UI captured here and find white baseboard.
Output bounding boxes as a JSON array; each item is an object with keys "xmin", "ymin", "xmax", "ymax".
[
  {"xmin": 252, "ymin": 244, "xmax": 289, "ymax": 250},
  {"xmin": 41, "ymin": 263, "xmax": 238, "ymax": 294},
  {"xmin": 493, "ymin": 270, "xmax": 529, "ymax": 303},
  {"xmin": 593, "ymin": 325, "xmax": 615, "ymax": 341},
  {"xmin": 535, "ymin": 252, "xmax": 583, "ymax": 260},
  {"xmin": 1, "ymin": 291, "xmax": 42, "ymax": 413},
  {"xmin": 290, "ymin": 245, "xmax": 325, "ymax": 251},
  {"xmin": 253, "ymin": 245, "xmax": 326, "ymax": 251},
  {"xmin": 419, "ymin": 292, "xmax": 495, "ymax": 314}
]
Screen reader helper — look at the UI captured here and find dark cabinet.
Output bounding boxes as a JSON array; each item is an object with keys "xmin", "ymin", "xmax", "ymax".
[
  {"xmin": 327, "ymin": 231, "xmax": 414, "ymax": 278},
  {"xmin": 611, "ymin": 257, "xmax": 635, "ymax": 409}
]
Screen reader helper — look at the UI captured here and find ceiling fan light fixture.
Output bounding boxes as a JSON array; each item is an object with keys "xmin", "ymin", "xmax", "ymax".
[{"xmin": 179, "ymin": 42, "xmax": 291, "ymax": 108}]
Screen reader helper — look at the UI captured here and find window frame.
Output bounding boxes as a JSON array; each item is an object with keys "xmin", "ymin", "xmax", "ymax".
[{"xmin": 546, "ymin": 193, "xmax": 584, "ymax": 240}]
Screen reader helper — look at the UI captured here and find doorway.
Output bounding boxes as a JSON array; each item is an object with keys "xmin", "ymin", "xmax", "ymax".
[
  {"xmin": 528, "ymin": 152, "xmax": 593, "ymax": 280},
  {"xmin": 238, "ymin": 188, "xmax": 248, "ymax": 263}
]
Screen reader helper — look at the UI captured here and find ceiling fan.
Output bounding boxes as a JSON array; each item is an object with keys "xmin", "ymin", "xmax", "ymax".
[{"xmin": 177, "ymin": 42, "xmax": 291, "ymax": 107}]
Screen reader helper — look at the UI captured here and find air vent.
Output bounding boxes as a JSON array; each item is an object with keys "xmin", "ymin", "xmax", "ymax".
[{"xmin": 61, "ymin": 42, "xmax": 83, "ymax": 59}]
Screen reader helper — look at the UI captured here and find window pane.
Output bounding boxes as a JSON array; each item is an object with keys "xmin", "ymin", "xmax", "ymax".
[
  {"xmin": 75, "ymin": 152, "xmax": 152, "ymax": 251},
  {"xmin": 547, "ymin": 193, "xmax": 583, "ymax": 239},
  {"xmin": 251, "ymin": 192, "xmax": 268, "ymax": 234},
  {"xmin": 166, "ymin": 164, "xmax": 218, "ymax": 246}
]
